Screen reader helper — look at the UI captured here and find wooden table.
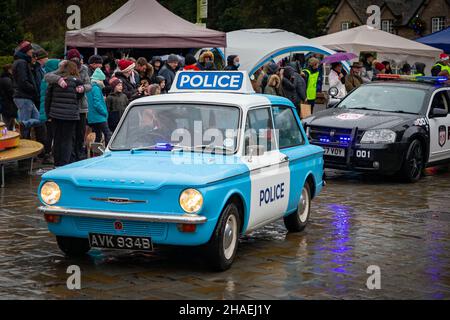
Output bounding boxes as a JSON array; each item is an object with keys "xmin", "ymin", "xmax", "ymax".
[{"xmin": 0, "ymin": 140, "xmax": 44, "ymax": 188}]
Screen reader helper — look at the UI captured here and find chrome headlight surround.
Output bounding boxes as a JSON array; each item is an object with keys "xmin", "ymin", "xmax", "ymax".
[
  {"xmin": 360, "ymin": 129, "xmax": 397, "ymax": 144},
  {"xmin": 179, "ymin": 189, "xmax": 204, "ymax": 214},
  {"xmin": 40, "ymin": 181, "xmax": 61, "ymax": 205}
]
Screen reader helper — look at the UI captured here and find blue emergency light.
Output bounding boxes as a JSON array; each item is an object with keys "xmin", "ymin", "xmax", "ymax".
[
  {"xmin": 415, "ymin": 76, "xmax": 448, "ymax": 83},
  {"xmin": 377, "ymin": 74, "xmax": 448, "ymax": 84}
]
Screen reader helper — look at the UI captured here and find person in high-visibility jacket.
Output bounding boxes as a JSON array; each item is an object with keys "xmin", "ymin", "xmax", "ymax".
[
  {"xmin": 303, "ymin": 57, "xmax": 320, "ymax": 113},
  {"xmin": 432, "ymin": 53, "xmax": 450, "ymax": 76},
  {"xmin": 414, "ymin": 62, "xmax": 426, "ymax": 77}
]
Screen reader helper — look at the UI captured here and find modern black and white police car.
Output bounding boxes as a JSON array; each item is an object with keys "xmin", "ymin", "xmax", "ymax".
[{"xmin": 303, "ymin": 75, "xmax": 450, "ymax": 182}]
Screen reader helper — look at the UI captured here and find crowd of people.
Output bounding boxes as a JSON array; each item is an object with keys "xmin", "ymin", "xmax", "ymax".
[
  {"xmin": 0, "ymin": 41, "xmax": 241, "ymax": 168},
  {"xmin": 0, "ymin": 39, "xmax": 449, "ymax": 170},
  {"xmin": 253, "ymin": 52, "xmax": 450, "ymax": 113}
]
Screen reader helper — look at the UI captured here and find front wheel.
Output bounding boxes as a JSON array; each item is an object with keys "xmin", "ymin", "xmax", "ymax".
[
  {"xmin": 400, "ymin": 139, "xmax": 424, "ymax": 183},
  {"xmin": 284, "ymin": 183, "xmax": 311, "ymax": 232},
  {"xmin": 205, "ymin": 203, "xmax": 241, "ymax": 271},
  {"xmin": 56, "ymin": 236, "xmax": 91, "ymax": 257}
]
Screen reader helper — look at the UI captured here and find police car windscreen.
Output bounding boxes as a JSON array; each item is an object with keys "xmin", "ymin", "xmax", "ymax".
[
  {"xmin": 339, "ymin": 86, "xmax": 427, "ymax": 114},
  {"xmin": 110, "ymin": 104, "xmax": 241, "ymax": 153}
]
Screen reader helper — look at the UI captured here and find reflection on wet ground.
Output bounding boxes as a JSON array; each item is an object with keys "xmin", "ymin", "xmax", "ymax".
[{"xmin": 0, "ymin": 163, "xmax": 449, "ymax": 299}]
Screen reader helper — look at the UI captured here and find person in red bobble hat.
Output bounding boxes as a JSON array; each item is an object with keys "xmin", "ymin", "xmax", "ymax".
[
  {"xmin": 113, "ymin": 59, "xmax": 137, "ymax": 100},
  {"xmin": 44, "ymin": 47, "xmax": 92, "ymax": 161}
]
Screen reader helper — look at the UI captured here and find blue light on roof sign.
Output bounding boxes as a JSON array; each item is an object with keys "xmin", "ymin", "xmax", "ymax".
[{"xmin": 176, "ymin": 72, "xmax": 244, "ymax": 91}]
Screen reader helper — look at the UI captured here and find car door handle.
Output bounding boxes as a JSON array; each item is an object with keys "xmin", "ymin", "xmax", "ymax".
[{"xmin": 281, "ymin": 155, "xmax": 290, "ymax": 162}]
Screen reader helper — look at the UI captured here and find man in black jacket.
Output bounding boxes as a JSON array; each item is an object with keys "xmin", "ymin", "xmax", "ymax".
[
  {"xmin": 0, "ymin": 65, "xmax": 17, "ymax": 130},
  {"xmin": 12, "ymin": 41, "xmax": 41, "ymax": 138}
]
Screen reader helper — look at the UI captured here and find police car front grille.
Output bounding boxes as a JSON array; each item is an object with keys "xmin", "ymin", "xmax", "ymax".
[
  {"xmin": 309, "ymin": 126, "xmax": 353, "ymax": 145},
  {"xmin": 75, "ymin": 218, "xmax": 168, "ymax": 239}
]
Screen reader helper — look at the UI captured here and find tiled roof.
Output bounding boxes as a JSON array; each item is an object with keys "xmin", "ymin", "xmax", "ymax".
[{"xmin": 346, "ymin": 0, "xmax": 425, "ymax": 26}]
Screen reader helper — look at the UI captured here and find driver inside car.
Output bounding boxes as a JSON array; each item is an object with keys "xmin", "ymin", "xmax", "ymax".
[{"xmin": 133, "ymin": 109, "xmax": 174, "ymax": 146}]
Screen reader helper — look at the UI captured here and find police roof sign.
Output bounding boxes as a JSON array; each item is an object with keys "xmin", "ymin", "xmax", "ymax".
[
  {"xmin": 170, "ymin": 71, "xmax": 255, "ymax": 94},
  {"xmin": 178, "ymin": 72, "xmax": 243, "ymax": 90}
]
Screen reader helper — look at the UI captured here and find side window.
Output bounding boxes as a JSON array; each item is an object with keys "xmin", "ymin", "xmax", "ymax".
[
  {"xmin": 431, "ymin": 91, "xmax": 450, "ymax": 114},
  {"xmin": 244, "ymin": 108, "xmax": 275, "ymax": 156},
  {"xmin": 272, "ymin": 106, "xmax": 305, "ymax": 149}
]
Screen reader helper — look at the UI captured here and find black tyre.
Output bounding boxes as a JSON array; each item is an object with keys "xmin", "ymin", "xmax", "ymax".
[
  {"xmin": 400, "ymin": 139, "xmax": 424, "ymax": 183},
  {"xmin": 205, "ymin": 202, "xmax": 241, "ymax": 272},
  {"xmin": 56, "ymin": 236, "xmax": 91, "ymax": 256},
  {"xmin": 284, "ymin": 183, "xmax": 311, "ymax": 233}
]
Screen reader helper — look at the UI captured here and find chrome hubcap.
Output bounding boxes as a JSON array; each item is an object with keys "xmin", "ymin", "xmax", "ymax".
[
  {"xmin": 223, "ymin": 215, "xmax": 238, "ymax": 260},
  {"xmin": 298, "ymin": 187, "xmax": 310, "ymax": 223}
]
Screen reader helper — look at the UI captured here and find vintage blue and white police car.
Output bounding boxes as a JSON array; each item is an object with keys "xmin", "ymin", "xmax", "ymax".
[
  {"xmin": 38, "ymin": 71, "xmax": 324, "ymax": 271},
  {"xmin": 304, "ymin": 75, "xmax": 450, "ymax": 182}
]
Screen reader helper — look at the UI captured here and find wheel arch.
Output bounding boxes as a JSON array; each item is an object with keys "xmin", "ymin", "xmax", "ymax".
[
  {"xmin": 304, "ymin": 172, "xmax": 317, "ymax": 199},
  {"xmin": 218, "ymin": 190, "xmax": 248, "ymax": 234},
  {"xmin": 406, "ymin": 132, "xmax": 429, "ymax": 163}
]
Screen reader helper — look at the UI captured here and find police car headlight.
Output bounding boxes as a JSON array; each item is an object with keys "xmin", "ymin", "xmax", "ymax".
[
  {"xmin": 40, "ymin": 182, "xmax": 61, "ymax": 205},
  {"xmin": 361, "ymin": 129, "xmax": 396, "ymax": 144},
  {"xmin": 180, "ymin": 189, "xmax": 203, "ymax": 214}
]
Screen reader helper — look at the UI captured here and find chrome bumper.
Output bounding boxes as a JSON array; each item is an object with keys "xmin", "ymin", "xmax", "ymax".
[{"xmin": 38, "ymin": 206, "xmax": 208, "ymax": 224}]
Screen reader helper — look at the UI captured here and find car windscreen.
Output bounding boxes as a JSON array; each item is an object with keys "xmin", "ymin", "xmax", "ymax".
[
  {"xmin": 338, "ymin": 85, "xmax": 427, "ymax": 114},
  {"xmin": 109, "ymin": 103, "xmax": 241, "ymax": 154}
]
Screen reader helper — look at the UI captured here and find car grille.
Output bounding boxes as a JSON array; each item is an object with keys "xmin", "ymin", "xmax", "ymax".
[
  {"xmin": 75, "ymin": 217, "xmax": 168, "ymax": 239},
  {"xmin": 309, "ymin": 126, "xmax": 354, "ymax": 146}
]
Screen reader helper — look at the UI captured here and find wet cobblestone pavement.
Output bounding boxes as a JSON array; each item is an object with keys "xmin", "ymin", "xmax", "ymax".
[{"xmin": 0, "ymin": 162, "xmax": 449, "ymax": 300}]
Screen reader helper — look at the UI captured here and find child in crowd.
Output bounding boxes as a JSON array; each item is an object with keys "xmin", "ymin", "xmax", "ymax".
[
  {"xmin": 106, "ymin": 77, "xmax": 129, "ymax": 132},
  {"xmin": 155, "ymin": 76, "xmax": 167, "ymax": 94},
  {"xmin": 146, "ymin": 84, "xmax": 161, "ymax": 96},
  {"xmin": 87, "ymin": 68, "xmax": 112, "ymax": 145}
]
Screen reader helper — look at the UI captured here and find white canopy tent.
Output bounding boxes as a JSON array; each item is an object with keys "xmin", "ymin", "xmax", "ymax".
[
  {"xmin": 225, "ymin": 29, "xmax": 341, "ymax": 75},
  {"xmin": 313, "ymin": 25, "xmax": 442, "ymax": 72}
]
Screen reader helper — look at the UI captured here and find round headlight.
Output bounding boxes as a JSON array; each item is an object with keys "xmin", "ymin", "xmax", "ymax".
[
  {"xmin": 41, "ymin": 182, "xmax": 61, "ymax": 205},
  {"xmin": 179, "ymin": 189, "xmax": 203, "ymax": 214}
]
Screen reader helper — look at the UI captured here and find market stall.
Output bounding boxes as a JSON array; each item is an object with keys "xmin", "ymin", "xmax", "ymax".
[
  {"xmin": 65, "ymin": 0, "xmax": 226, "ymax": 50},
  {"xmin": 225, "ymin": 29, "xmax": 340, "ymax": 75},
  {"xmin": 416, "ymin": 27, "xmax": 450, "ymax": 54},
  {"xmin": 313, "ymin": 25, "xmax": 442, "ymax": 73}
]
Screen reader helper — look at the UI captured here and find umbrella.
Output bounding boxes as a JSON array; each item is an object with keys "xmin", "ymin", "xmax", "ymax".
[{"xmin": 322, "ymin": 52, "xmax": 358, "ymax": 64}]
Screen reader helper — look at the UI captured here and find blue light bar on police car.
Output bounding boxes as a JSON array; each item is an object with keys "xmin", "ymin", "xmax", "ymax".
[
  {"xmin": 377, "ymin": 74, "xmax": 448, "ymax": 84},
  {"xmin": 169, "ymin": 71, "xmax": 256, "ymax": 94}
]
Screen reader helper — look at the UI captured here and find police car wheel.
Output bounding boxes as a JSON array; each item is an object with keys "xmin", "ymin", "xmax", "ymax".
[
  {"xmin": 400, "ymin": 139, "xmax": 424, "ymax": 183},
  {"xmin": 56, "ymin": 236, "xmax": 91, "ymax": 256},
  {"xmin": 206, "ymin": 202, "xmax": 241, "ymax": 271},
  {"xmin": 284, "ymin": 183, "xmax": 311, "ymax": 233}
]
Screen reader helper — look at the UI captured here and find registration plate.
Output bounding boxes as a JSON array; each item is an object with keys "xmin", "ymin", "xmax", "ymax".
[
  {"xmin": 323, "ymin": 147, "xmax": 346, "ymax": 157},
  {"xmin": 89, "ymin": 233, "xmax": 153, "ymax": 252}
]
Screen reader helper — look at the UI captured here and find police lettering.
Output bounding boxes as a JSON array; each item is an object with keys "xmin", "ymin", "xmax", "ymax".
[
  {"xmin": 177, "ymin": 72, "xmax": 243, "ymax": 90},
  {"xmin": 259, "ymin": 183, "xmax": 285, "ymax": 206}
]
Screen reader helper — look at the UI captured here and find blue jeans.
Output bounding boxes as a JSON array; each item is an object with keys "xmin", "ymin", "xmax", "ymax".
[{"xmin": 13, "ymin": 98, "xmax": 42, "ymax": 137}]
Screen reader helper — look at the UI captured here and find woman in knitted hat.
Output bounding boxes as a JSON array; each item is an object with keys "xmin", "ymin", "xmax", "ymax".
[
  {"xmin": 87, "ymin": 68, "xmax": 112, "ymax": 146},
  {"xmin": 106, "ymin": 77, "xmax": 129, "ymax": 132},
  {"xmin": 113, "ymin": 59, "xmax": 137, "ymax": 100}
]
